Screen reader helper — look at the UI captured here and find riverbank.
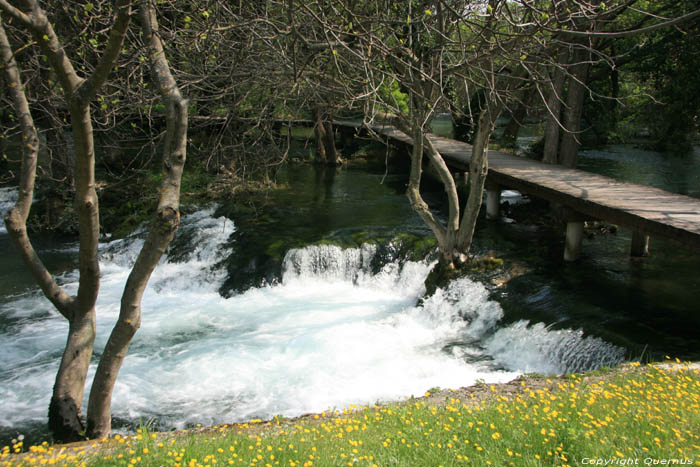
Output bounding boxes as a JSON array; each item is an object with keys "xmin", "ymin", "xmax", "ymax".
[{"xmin": 2, "ymin": 360, "xmax": 698, "ymax": 466}]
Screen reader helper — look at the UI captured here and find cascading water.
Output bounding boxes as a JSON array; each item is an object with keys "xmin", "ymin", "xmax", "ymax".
[
  {"xmin": 486, "ymin": 322, "xmax": 626, "ymax": 374},
  {"xmin": 0, "ymin": 202, "xmax": 624, "ymax": 443},
  {"xmin": 0, "ymin": 187, "xmax": 18, "ymax": 235}
]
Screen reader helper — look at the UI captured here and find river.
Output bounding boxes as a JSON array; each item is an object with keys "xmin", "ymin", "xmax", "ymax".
[{"xmin": 0, "ymin": 139, "xmax": 698, "ymax": 445}]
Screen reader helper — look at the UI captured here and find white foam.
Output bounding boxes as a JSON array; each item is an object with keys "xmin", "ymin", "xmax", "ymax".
[
  {"xmin": 485, "ymin": 321, "xmax": 625, "ymax": 374},
  {"xmin": 0, "ymin": 187, "xmax": 18, "ymax": 235},
  {"xmin": 0, "ymin": 208, "xmax": 625, "ymax": 435},
  {"xmin": 501, "ymin": 189, "xmax": 528, "ymax": 205}
]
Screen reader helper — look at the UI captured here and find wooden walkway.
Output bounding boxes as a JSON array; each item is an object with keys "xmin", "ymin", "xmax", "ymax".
[{"xmin": 335, "ymin": 120, "xmax": 700, "ymax": 256}]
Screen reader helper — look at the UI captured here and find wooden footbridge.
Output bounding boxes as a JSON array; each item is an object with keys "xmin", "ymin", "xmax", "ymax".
[{"xmin": 330, "ymin": 120, "xmax": 700, "ymax": 261}]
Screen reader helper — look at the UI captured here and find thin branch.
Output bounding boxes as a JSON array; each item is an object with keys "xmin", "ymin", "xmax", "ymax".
[{"xmin": 554, "ymin": 8, "xmax": 700, "ymax": 39}]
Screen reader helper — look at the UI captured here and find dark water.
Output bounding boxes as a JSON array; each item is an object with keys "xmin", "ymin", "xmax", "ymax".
[
  {"xmin": 220, "ymin": 142, "xmax": 700, "ymax": 361},
  {"xmin": 491, "ymin": 143, "xmax": 700, "ymax": 360},
  {"xmin": 427, "ymin": 118, "xmax": 700, "ymax": 360},
  {"xmin": 578, "ymin": 144, "xmax": 700, "ymax": 198},
  {"xmin": 214, "ymin": 160, "xmax": 432, "ymax": 295}
]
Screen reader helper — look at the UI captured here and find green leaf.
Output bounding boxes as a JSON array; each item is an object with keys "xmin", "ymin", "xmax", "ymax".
[{"xmin": 84, "ymin": 2, "xmax": 94, "ymax": 12}]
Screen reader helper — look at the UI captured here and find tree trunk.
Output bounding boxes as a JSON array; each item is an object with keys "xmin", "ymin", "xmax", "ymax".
[
  {"xmin": 313, "ymin": 106, "xmax": 327, "ymax": 163},
  {"xmin": 86, "ymin": 0, "xmax": 187, "ymax": 439},
  {"xmin": 48, "ymin": 308, "xmax": 95, "ymax": 442},
  {"xmin": 1, "ymin": 0, "xmax": 132, "ymax": 441},
  {"xmin": 1, "ymin": 19, "xmax": 87, "ymax": 443},
  {"xmin": 456, "ymin": 103, "xmax": 502, "ymax": 255},
  {"xmin": 323, "ymin": 120, "xmax": 341, "ymax": 165},
  {"xmin": 405, "ymin": 124, "xmax": 450, "ymax": 263},
  {"xmin": 421, "ymin": 132, "xmax": 460, "ymax": 266},
  {"xmin": 542, "ymin": 48, "xmax": 569, "ymax": 164},
  {"xmin": 559, "ymin": 48, "xmax": 591, "ymax": 169}
]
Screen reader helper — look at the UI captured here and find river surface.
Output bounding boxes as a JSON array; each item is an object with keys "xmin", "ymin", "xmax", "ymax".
[{"xmin": 0, "ymin": 140, "xmax": 698, "ymax": 445}]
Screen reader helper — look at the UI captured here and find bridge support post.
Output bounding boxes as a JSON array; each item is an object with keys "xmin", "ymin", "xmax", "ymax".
[
  {"xmin": 485, "ymin": 182, "xmax": 501, "ymax": 220},
  {"xmin": 564, "ymin": 221, "xmax": 584, "ymax": 261},
  {"xmin": 630, "ymin": 230, "xmax": 650, "ymax": 257}
]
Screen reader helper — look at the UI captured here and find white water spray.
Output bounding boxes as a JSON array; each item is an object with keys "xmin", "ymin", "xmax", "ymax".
[
  {"xmin": 0, "ymin": 207, "xmax": 624, "ymax": 438},
  {"xmin": 0, "ymin": 187, "xmax": 18, "ymax": 235}
]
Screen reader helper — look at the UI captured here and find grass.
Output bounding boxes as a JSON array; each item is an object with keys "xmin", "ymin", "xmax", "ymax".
[{"xmin": 2, "ymin": 361, "xmax": 699, "ymax": 466}]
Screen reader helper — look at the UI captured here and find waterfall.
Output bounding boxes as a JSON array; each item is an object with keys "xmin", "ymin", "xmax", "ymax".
[{"xmin": 0, "ymin": 207, "xmax": 625, "ymax": 443}]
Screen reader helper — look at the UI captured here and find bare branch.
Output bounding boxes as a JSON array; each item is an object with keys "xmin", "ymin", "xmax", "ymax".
[{"xmin": 555, "ymin": 8, "xmax": 700, "ymax": 39}]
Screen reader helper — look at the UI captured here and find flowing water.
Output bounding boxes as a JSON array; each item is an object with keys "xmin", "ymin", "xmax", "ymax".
[{"xmin": 0, "ymin": 142, "xmax": 697, "ymax": 444}]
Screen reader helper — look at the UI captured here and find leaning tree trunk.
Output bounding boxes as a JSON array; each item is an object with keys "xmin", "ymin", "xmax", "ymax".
[
  {"xmin": 405, "ymin": 124, "xmax": 452, "ymax": 265},
  {"xmin": 1, "ymin": 23, "xmax": 84, "ymax": 441},
  {"xmin": 0, "ymin": 0, "xmax": 132, "ymax": 442},
  {"xmin": 86, "ymin": 0, "xmax": 188, "ymax": 439},
  {"xmin": 420, "ymin": 133, "xmax": 461, "ymax": 267},
  {"xmin": 456, "ymin": 103, "xmax": 503, "ymax": 256}
]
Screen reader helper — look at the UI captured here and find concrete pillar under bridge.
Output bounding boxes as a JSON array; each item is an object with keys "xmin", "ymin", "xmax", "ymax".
[
  {"xmin": 485, "ymin": 181, "xmax": 501, "ymax": 220},
  {"xmin": 557, "ymin": 206, "xmax": 589, "ymax": 262},
  {"xmin": 481, "ymin": 192, "xmax": 654, "ymax": 262},
  {"xmin": 560, "ymin": 209, "xmax": 652, "ymax": 261},
  {"xmin": 564, "ymin": 221, "xmax": 585, "ymax": 262}
]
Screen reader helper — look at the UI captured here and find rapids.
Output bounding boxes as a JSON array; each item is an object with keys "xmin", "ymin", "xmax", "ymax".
[{"xmin": 0, "ymin": 197, "xmax": 624, "ymax": 441}]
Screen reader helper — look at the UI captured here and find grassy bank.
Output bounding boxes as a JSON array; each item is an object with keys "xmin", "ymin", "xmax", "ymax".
[{"xmin": 2, "ymin": 361, "xmax": 699, "ymax": 467}]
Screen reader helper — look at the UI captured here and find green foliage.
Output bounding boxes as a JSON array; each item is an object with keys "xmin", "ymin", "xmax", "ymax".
[
  {"xmin": 609, "ymin": 1, "xmax": 700, "ymax": 151},
  {"xmin": 378, "ymin": 80, "xmax": 409, "ymax": 116},
  {"xmin": 581, "ymin": 68, "xmax": 620, "ymax": 147}
]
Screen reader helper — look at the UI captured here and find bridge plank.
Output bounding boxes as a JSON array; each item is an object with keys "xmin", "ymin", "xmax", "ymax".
[{"xmin": 349, "ymin": 122, "xmax": 700, "ymax": 250}]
